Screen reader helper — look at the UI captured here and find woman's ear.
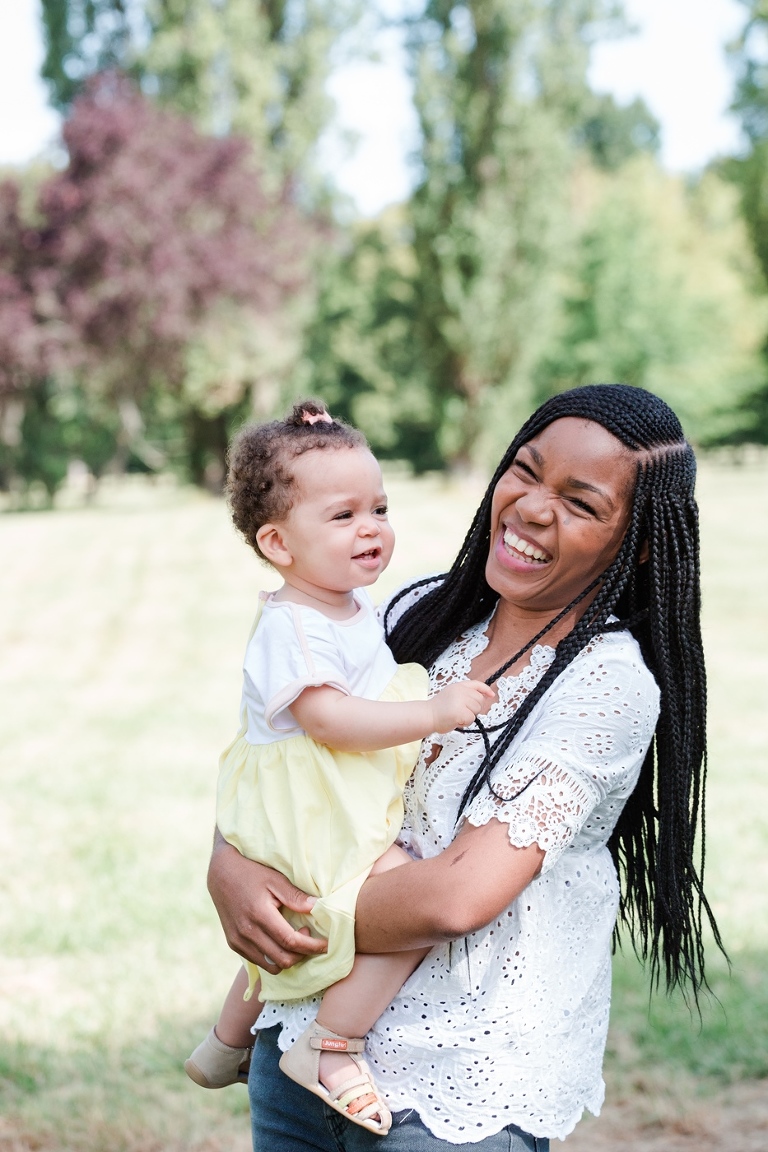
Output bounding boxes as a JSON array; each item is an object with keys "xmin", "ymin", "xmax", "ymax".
[
  {"xmin": 638, "ymin": 539, "xmax": 649, "ymax": 565},
  {"xmin": 256, "ymin": 523, "xmax": 293, "ymax": 568}
]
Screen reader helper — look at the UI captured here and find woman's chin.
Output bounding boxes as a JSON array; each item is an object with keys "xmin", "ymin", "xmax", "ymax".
[{"xmin": 486, "ymin": 549, "xmax": 552, "ymax": 598}]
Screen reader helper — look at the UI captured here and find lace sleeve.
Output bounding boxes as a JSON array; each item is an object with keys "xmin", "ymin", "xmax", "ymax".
[{"xmin": 463, "ymin": 639, "xmax": 660, "ymax": 872}]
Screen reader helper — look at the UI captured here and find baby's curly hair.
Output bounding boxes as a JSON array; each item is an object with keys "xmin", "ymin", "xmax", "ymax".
[{"xmin": 226, "ymin": 400, "xmax": 368, "ymax": 559}]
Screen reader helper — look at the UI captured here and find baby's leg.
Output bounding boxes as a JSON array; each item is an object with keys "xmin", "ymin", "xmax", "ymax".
[
  {"xmin": 216, "ymin": 966, "xmax": 263, "ymax": 1048},
  {"xmin": 185, "ymin": 966, "xmax": 262, "ymax": 1089},
  {"xmin": 315, "ymin": 844, "xmax": 430, "ymax": 1094}
]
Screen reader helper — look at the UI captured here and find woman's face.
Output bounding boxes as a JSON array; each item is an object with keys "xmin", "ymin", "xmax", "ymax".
[{"xmin": 486, "ymin": 417, "xmax": 638, "ymax": 616}]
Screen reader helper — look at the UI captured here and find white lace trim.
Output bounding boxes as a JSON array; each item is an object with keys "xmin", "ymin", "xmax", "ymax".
[{"xmin": 465, "ymin": 757, "xmax": 600, "ymax": 867}]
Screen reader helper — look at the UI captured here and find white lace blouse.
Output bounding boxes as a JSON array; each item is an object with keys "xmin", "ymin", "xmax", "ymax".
[{"xmin": 255, "ymin": 581, "xmax": 661, "ymax": 1143}]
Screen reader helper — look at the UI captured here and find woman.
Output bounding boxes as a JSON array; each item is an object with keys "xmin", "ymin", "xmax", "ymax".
[{"xmin": 208, "ymin": 384, "xmax": 723, "ymax": 1150}]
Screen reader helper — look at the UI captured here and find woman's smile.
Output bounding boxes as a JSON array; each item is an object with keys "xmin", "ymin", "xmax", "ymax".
[{"xmin": 498, "ymin": 526, "xmax": 552, "ymax": 568}]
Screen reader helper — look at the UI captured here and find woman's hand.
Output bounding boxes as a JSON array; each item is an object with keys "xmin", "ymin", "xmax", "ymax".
[{"xmin": 207, "ymin": 829, "xmax": 327, "ymax": 971}]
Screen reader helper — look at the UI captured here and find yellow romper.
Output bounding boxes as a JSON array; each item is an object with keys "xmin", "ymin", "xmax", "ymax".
[{"xmin": 216, "ymin": 589, "xmax": 429, "ymax": 1002}]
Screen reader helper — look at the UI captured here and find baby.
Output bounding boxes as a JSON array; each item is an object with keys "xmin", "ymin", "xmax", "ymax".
[{"xmin": 185, "ymin": 402, "xmax": 491, "ymax": 1135}]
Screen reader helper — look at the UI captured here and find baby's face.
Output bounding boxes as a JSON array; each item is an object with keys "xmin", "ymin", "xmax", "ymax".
[{"xmin": 277, "ymin": 446, "xmax": 395, "ymax": 596}]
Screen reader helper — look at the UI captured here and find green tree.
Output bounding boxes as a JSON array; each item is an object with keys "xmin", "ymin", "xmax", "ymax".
[
  {"xmin": 577, "ymin": 93, "xmax": 660, "ymax": 171},
  {"xmin": 404, "ymin": 0, "xmax": 622, "ymax": 469},
  {"xmin": 146, "ymin": 0, "xmax": 354, "ymax": 186},
  {"xmin": 0, "ymin": 379, "xmax": 120, "ymax": 505},
  {"xmin": 297, "ymin": 208, "xmax": 441, "ymax": 472},
  {"xmin": 725, "ymin": 1, "xmax": 768, "ymax": 276},
  {"xmin": 39, "ymin": 0, "xmax": 139, "ymax": 111},
  {"xmin": 40, "ymin": 0, "xmax": 359, "ymax": 188},
  {"xmin": 536, "ymin": 158, "xmax": 768, "ymax": 442},
  {"xmin": 720, "ymin": 0, "xmax": 768, "ymax": 441}
]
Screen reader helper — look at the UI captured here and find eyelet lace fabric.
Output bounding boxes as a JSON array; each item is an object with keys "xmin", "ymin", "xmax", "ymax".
[{"xmin": 256, "ymin": 580, "xmax": 660, "ymax": 1143}]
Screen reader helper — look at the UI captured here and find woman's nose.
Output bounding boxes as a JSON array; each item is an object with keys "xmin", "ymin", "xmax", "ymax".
[{"xmin": 517, "ymin": 488, "xmax": 554, "ymax": 525}]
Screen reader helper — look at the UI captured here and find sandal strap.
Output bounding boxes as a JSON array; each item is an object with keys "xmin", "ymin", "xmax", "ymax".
[
  {"xmin": 327, "ymin": 1072, "xmax": 374, "ymax": 1103},
  {"xmin": 346, "ymin": 1098, "xmax": 385, "ymax": 1124},
  {"xmin": 328, "ymin": 1073, "xmax": 387, "ymax": 1125},
  {"xmin": 308, "ymin": 1035, "xmax": 366, "ymax": 1053}
]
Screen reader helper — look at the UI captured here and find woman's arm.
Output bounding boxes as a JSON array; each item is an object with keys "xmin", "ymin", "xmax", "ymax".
[
  {"xmin": 290, "ymin": 680, "xmax": 493, "ymax": 752},
  {"xmin": 208, "ymin": 821, "xmax": 544, "ymax": 968},
  {"xmin": 354, "ymin": 817, "xmax": 545, "ymax": 953},
  {"xmin": 207, "ymin": 829, "xmax": 327, "ymax": 970}
]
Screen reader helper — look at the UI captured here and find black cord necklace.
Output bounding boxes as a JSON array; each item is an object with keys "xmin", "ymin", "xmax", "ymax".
[
  {"xmin": 455, "ymin": 577, "xmax": 649, "ymax": 809},
  {"xmin": 461, "ymin": 572, "xmax": 605, "ymax": 763}
]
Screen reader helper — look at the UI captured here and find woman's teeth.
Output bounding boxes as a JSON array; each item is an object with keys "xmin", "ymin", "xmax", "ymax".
[{"xmin": 503, "ymin": 529, "xmax": 548, "ymax": 562}]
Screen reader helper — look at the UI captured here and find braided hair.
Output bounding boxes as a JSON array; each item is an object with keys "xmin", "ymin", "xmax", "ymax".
[
  {"xmin": 226, "ymin": 400, "xmax": 367, "ymax": 559},
  {"xmin": 385, "ymin": 384, "xmax": 723, "ymax": 996}
]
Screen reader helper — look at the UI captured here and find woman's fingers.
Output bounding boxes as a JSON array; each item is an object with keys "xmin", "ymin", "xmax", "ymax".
[
  {"xmin": 248, "ymin": 882, "xmax": 326, "ymax": 969},
  {"xmin": 207, "ymin": 833, "xmax": 327, "ymax": 969},
  {"xmin": 258, "ymin": 925, "xmax": 318, "ymax": 973}
]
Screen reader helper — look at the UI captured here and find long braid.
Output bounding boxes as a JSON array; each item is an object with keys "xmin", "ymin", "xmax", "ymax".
[{"xmin": 386, "ymin": 384, "xmax": 724, "ymax": 996}]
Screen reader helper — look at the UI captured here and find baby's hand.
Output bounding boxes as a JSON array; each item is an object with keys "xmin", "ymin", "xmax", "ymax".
[{"xmin": 429, "ymin": 680, "xmax": 495, "ymax": 732}]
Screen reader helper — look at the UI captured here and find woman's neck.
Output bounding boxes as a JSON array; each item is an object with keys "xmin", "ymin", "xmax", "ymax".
[{"xmin": 475, "ymin": 596, "xmax": 589, "ymax": 681}]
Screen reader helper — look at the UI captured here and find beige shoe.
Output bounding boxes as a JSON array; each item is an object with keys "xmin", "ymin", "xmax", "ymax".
[
  {"xmin": 278, "ymin": 1021, "xmax": 391, "ymax": 1136},
  {"xmin": 184, "ymin": 1027, "xmax": 252, "ymax": 1088}
]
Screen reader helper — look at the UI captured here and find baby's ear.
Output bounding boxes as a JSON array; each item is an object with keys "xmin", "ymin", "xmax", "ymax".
[{"xmin": 257, "ymin": 523, "xmax": 293, "ymax": 567}]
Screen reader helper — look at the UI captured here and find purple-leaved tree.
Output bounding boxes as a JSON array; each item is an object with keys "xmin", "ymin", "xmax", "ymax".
[{"xmin": 0, "ymin": 72, "xmax": 313, "ymax": 491}]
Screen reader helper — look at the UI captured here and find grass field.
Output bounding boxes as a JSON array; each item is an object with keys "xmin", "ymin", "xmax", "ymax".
[{"xmin": 1, "ymin": 463, "xmax": 767, "ymax": 1151}]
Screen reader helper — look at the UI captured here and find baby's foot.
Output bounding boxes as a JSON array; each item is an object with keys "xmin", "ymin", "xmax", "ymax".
[
  {"xmin": 318, "ymin": 1047, "xmax": 386, "ymax": 1127},
  {"xmin": 184, "ymin": 1027, "xmax": 252, "ymax": 1088},
  {"xmin": 319, "ymin": 1048, "xmax": 363, "ymax": 1092},
  {"xmin": 278, "ymin": 1022, "xmax": 391, "ymax": 1134}
]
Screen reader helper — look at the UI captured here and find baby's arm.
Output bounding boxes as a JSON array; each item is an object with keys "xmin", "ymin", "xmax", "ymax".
[{"xmin": 289, "ymin": 679, "xmax": 494, "ymax": 752}]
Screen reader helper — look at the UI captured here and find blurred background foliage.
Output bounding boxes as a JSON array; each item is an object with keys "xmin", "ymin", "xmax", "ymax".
[{"xmin": 3, "ymin": 0, "xmax": 768, "ymax": 502}]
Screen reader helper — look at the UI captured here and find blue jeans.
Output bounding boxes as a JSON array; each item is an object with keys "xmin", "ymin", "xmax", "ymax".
[{"xmin": 249, "ymin": 1026, "xmax": 550, "ymax": 1152}]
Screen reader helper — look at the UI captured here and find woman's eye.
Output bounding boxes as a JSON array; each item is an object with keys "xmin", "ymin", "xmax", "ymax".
[
  {"xmin": 513, "ymin": 459, "xmax": 536, "ymax": 479},
  {"xmin": 568, "ymin": 496, "xmax": 596, "ymax": 516}
]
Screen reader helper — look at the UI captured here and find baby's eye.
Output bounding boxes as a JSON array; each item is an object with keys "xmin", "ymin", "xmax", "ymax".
[
  {"xmin": 374, "ymin": 505, "xmax": 388, "ymax": 516},
  {"xmin": 333, "ymin": 510, "xmax": 353, "ymax": 521}
]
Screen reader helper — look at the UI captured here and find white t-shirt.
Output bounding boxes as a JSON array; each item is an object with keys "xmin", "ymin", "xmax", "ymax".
[
  {"xmin": 256, "ymin": 579, "xmax": 660, "ymax": 1143},
  {"xmin": 241, "ymin": 589, "xmax": 399, "ymax": 743}
]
